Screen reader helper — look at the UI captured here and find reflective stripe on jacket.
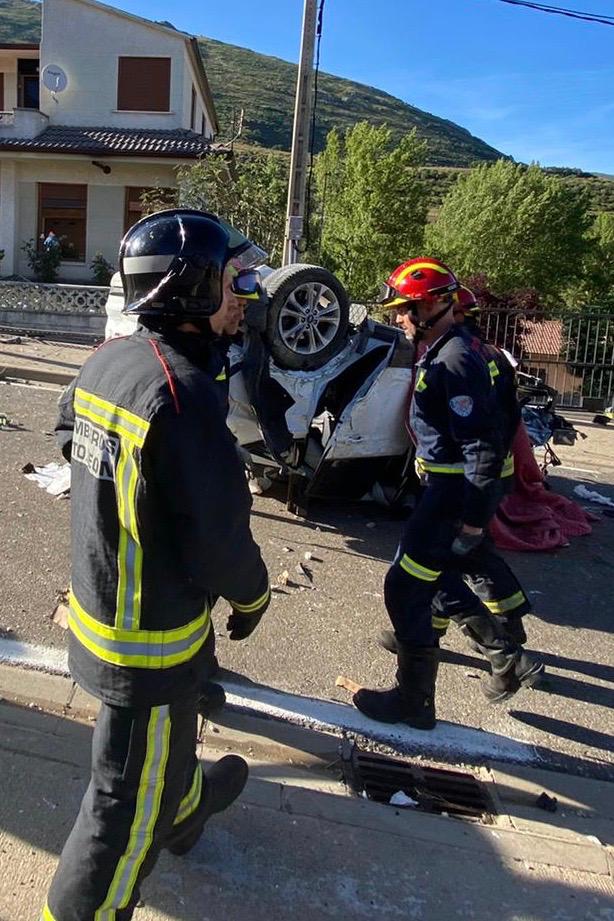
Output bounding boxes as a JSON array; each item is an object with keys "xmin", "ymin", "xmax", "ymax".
[{"xmin": 56, "ymin": 327, "xmax": 269, "ymax": 707}]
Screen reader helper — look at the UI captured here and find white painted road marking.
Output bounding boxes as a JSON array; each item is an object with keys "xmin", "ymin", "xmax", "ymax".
[{"xmin": 0, "ymin": 638, "xmax": 540, "ymax": 766}]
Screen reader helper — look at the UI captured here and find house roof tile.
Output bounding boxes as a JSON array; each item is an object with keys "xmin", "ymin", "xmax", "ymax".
[{"xmin": 0, "ymin": 125, "xmax": 213, "ymax": 159}]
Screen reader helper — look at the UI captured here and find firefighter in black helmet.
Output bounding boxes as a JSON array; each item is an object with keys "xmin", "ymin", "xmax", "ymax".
[{"xmin": 43, "ymin": 210, "xmax": 270, "ymax": 921}]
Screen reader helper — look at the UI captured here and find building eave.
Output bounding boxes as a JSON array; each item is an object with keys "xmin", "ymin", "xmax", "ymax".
[{"xmin": 187, "ymin": 38, "xmax": 219, "ymax": 136}]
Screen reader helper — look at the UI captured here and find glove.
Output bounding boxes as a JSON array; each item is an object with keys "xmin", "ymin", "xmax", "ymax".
[
  {"xmin": 226, "ymin": 587, "xmax": 271, "ymax": 641},
  {"xmin": 451, "ymin": 530, "xmax": 484, "ymax": 556}
]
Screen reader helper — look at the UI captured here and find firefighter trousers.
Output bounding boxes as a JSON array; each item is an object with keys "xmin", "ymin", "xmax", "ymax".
[
  {"xmin": 42, "ymin": 693, "xmax": 203, "ymax": 921},
  {"xmin": 385, "ymin": 477, "xmax": 528, "ymax": 645}
]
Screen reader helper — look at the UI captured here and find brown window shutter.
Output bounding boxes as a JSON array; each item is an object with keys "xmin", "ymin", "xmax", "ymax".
[
  {"xmin": 117, "ymin": 57, "xmax": 171, "ymax": 112},
  {"xmin": 0, "ymin": 74, "xmax": 4, "ymax": 111},
  {"xmin": 39, "ymin": 183, "xmax": 88, "ymax": 262}
]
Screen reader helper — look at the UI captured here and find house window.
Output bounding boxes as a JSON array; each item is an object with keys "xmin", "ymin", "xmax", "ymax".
[
  {"xmin": 200, "ymin": 113, "xmax": 205, "ymax": 136},
  {"xmin": 190, "ymin": 85, "xmax": 196, "ymax": 130},
  {"xmin": 39, "ymin": 183, "xmax": 87, "ymax": 262},
  {"xmin": 124, "ymin": 187, "xmax": 176, "ymax": 234},
  {"xmin": 18, "ymin": 58, "xmax": 40, "ymax": 109},
  {"xmin": 117, "ymin": 57, "xmax": 171, "ymax": 112}
]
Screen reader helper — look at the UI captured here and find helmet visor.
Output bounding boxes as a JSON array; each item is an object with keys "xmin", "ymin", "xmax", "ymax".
[
  {"xmin": 378, "ymin": 283, "xmax": 410, "ymax": 308},
  {"xmin": 230, "ymin": 268, "xmax": 264, "ymax": 301}
]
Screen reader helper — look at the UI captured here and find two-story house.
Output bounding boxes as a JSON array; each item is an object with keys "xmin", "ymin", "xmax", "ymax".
[{"xmin": 0, "ymin": 0, "xmax": 218, "ymax": 280}]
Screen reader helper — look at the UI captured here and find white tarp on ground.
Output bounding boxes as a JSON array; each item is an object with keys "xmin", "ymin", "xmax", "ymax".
[{"xmin": 23, "ymin": 462, "xmax": 71, "ymax": 497}]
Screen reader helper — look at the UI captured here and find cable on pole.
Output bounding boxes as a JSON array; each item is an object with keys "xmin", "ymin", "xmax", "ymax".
[
  {"xmin": 495, "ymin": 0, "xmax": 614, "ymax": 26},
  {"xmin": 299, "ymin": 0, "xmax": 326, "ymax": 254}
]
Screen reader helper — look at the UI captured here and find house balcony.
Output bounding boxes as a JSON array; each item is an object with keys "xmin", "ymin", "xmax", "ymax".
[{"xmin": 0, "ymin": 108, "xmax": 49, "ymax": 140}]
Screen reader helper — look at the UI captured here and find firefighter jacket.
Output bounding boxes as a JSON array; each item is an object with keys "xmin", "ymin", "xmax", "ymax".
[
  {"xmin": 410, "ymin": 326, "xmax": 511, "ymax": 529},
  {"xmin": 478, "ymin": 339, "xmax": 522, "ymax": 448},
  {"xmin": 56, "ymin": 327, "xmax": 270, "ymax": 708}
]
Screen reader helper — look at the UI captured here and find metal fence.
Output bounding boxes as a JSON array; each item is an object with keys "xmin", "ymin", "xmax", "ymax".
[{"xmin": 480, "ymin": 309, "xmax": 614, "ymax": 409}]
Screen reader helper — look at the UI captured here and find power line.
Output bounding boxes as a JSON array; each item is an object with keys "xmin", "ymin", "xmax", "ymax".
[
  {"xmin": 301, "ymin": 0, "xmax": 326, "ymax": 254},
  {"xmin": 494, "ymin": 0, "xmax": 614, "ymax": 26}
]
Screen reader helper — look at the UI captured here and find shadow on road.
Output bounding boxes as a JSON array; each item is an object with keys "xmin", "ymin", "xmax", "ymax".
[{"xmin": 1, "ymin": 698, "xmax": 613, "ymax": 920}]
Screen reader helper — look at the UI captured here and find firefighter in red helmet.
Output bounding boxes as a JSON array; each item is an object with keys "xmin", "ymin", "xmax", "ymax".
[{"xmin": 353, "ymin": 258, "xmax": 540, "ymax": 728}]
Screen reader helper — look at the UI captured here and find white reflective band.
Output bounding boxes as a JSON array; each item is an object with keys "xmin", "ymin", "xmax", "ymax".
[{"xmin": 122, "ymin": 255, "xmax": 174, "ymax": 274}]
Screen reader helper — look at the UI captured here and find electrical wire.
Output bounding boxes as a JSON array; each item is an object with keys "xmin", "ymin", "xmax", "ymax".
[
  {"xmin": 300, "ymin": 0, "xmax": 326, "ymax": 254},
  {"xmin": 494, "ymin": 0, "xmax": 614, "ymax": 26}
]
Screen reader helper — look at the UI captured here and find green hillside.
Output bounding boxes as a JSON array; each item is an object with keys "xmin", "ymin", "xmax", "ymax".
[
  {"xmin": 197, "ymin": 37, "xmax": 503, "ymax": 167},
  {"xmin": 0, "ymin": 0, "xmax": 503, "ymax": 166},
  {"xmin": 0, "ymin": 0, "xmax": 39, "ymax": 40}
]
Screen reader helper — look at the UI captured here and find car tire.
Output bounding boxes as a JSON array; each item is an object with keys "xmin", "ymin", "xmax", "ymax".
[{"xmin": 263, "ymin": 264, "xmax": 350, "ymax": 371}]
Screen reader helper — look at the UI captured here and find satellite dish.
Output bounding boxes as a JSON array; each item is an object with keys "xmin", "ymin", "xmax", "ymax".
[{"xmin": 42, "ymin": 64, "xmax": 68, "ymax": 93}]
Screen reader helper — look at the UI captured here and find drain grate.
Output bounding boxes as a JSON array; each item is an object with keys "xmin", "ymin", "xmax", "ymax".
[{"xmin": 341, "ymin": 741, "xmax": 496, "ymax": 819}]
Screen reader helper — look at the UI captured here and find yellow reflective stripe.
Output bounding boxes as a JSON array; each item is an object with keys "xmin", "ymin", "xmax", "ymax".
[
  {"xmin": 74, "ymin": 389, "xmax": 149, "ymax": 448},
  {"xmin": 215, "ymin": 369, "xmax": 227, "ymax": 382},
  {"xmin": 115, "ymin": 442, "xmax": 142, "ymax": 631},
  {"xmin": 502, "ymin": 453, "xmax": 515, "ymax": 478},
  {"xmin": 399, "ymin": 554, "xmax": 441, "ymax": 582},
  {"xmin": 416, "ymin": 458, "xmax": 464, "ymax": 475},
  {"xmin": 417, "ymin": 456, "xmax": 514, "ymax": 479},
  {"xmin": 385, "ymin": 295, "xmax": 411, "ymax": 308},
  {"xmin": 230, "ymin": 586, "xmax": 271, "ymax": 614},
  {"xmin": 69, "ymin": 592, "xmax": 210, "ymax": 669},
  {"xmin": 484, "ymin": 591, "xmax": 525, "ymax": 614},
  {"xmin": 76, "ymin": 388, "xmax": 149, "ymax": 439},
  {"xmin": 415, "ymin": 368, "xmax": 427, "ymax": 392},
  {"xmin": 488, "ymin": 360, "xmax": 500, "ymax": 383},
  {"xmin": 431, "ymin": 615, "xmax": 450, "ymax": 630},
  {"xmin": 396, "ymin": 261, "xmax": 450, "ymax": 284},
  {"xmin": 41, "ymin": 905, "xmax": 56, "ymax": 921},
  {"xmin": 174, "ymin": 765, "xmax": 202, "ymax": 826},
  {"xmin": 95, "ymin": 707, "xmax": 171, "ymax": 918}
]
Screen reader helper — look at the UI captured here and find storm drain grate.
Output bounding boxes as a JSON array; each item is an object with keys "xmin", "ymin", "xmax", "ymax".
[{"xmin": 341, "ymin": 741, "xmax": 496, "ymax": 819}]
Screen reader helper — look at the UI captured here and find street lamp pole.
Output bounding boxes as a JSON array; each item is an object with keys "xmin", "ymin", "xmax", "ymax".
[{"xmin": 282, "ymin": 0, "xmax": 318, "ymax": 266}]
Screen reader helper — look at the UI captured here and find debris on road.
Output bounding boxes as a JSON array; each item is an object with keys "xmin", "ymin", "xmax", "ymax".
[
  {"xmin": 304, "ymin": 551, "xmax": 313, "ymax": 561},
  {"xmin": 22, "ymin": 462, "xmax": 71, "ymax": 498},
  {"xmin": 51, "ymin": 590, "xmax": 70, "ymax": 629},
  {"xmin": 335, "ymin": 675, "xmax": 362, "ymax": 694},
  {"xmin": 277, "ymin": 570, "xmax": 290, "ymax": 586},
  {"xmin": 389, "ymin": 790, "xmax": 418, "ymax": 808},
  {"xmin": 574, "ymin": 484, "xmax": 614, "ymax": 509},
  {"xmin": 295, "ymin": 561, "xmax": 313, "ymax": 583},
  {"xmin": 534, "ymin": 792, "xmax": 558, "ymax": 813}
]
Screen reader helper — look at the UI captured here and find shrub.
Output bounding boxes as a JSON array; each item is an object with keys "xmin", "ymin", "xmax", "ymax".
[
  {"xmin": 21, "ymin": 238, "xmax": 62, "ymax": 283},
  {"xmin": 90, "ymin": 252, "xmax": 115, "ymax": 286}
]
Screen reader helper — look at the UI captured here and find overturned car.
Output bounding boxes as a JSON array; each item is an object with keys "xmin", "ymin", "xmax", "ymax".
[{"xmin": 105, "ymin": 224, "xmax": 415, "ymax": 512}]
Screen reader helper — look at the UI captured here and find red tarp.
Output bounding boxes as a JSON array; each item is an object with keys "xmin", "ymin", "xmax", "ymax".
[{"xmin": 489, "ymin": 423, "xmax": 596, "ymax": 551}]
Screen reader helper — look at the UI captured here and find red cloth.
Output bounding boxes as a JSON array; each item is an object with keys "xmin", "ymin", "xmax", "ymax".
[{"xmin": 489, "ymin": 423, "xmax": 596, "ymax": 551}]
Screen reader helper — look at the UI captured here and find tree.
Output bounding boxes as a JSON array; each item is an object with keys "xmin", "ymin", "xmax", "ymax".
[
  {"xmin": 313, "ymin": 123, "xmax": 428, "ymax": 301},
  {"xmin": 177, "ymin": 150, "xmax": 288, "ymax": 266},
  {"xmin": 426, "ymin": 160, "xmax": 593, "ymax": 302},
  {"xmin": 563, "ymin": 211, "xmax": 614, "ymax": 310}
]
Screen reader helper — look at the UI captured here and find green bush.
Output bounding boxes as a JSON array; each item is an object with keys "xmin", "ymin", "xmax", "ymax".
[
  {"xmin": 90, "ymin": 252, "xmax": 115, "ymax": 287},
  {"xmin": 21, "ymin": 238, "xmax": 62, "ymax": 283}
]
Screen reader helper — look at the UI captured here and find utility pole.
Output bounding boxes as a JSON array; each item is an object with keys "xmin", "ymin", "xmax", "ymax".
[{"xmin": 282, "ymin": 0, "xmax": 318, "ymax": 266}]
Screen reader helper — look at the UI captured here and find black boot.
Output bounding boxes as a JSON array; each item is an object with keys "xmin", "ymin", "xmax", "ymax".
[
  {"xmin": 455, "ymin": 612, "xmax": 524, "ymax": 702},
  {"xmin": 353, "ymin": 644, "xmax": 439, "ymax": 730},
  {"xmin": 499, "ymin": 613, "xmax": 528, "ymax": 646},
  {"xmin": 377, "ymin": 628, "xmax": 398, "ymax": 655},
  {"xmin": 167, "ymin": 755, "xmax": 249, "ymax": 856}
]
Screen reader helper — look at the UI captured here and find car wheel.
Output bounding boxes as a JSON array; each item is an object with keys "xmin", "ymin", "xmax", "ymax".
[{"xmin": 263, "ymin": 264, "xmax": 350, "ymax": 371}]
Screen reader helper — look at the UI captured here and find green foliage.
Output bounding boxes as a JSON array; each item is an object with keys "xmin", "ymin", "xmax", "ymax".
[
  {"xmin": 139, "ymin": 186, "xmax": 178, "ymax": 218},
  {"xmin": 21, "ymin": 238, "xmax": 61, "ymax": 282},
  {"xmin": 426, "ymin": 160, "xmax": 593, "ymax": 300},
  {"xmin": 313, "ymin": 123, "xmax": 428, "ymax": 301},
  {"xmin": 0, "ymin": 0, "xmax": 40, "ymax": 42},
  {"xmin": 90, "ymin": 252, "xmax": 115, "ymax": 286},
  {"xmin": 563, "ymin": 212, "xmax": 614, "ymax": 310},
  {"xmin": 177, "ymin": 151, "xmax": 288, "ymax": 265}
]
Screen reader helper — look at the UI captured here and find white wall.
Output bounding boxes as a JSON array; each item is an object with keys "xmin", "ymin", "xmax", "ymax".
[
  {"xmin": 40, "ymin": 0, "xmax": 190, "ymax": 130},
  {"xmin": 4, "ymin": 155, "xmax": 178, "ymax": 281}
]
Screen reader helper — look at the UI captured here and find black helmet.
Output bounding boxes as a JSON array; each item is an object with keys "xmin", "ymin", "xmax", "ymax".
[{"xmin": 120, "ymin": 209, "xmax": 230, "ymax": 318}]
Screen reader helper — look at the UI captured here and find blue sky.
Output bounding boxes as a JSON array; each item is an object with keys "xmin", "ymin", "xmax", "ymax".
[{"xmin": 121, "ymin": 0, "xmax": 613, "ymax": 174}]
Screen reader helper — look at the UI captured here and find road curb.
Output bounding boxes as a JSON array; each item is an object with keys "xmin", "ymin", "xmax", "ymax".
[
  {"xmin": 0, "ymin": 364, "xmax": 76, "ymax": 386},
  {"xmin": 1, "ymin": 661, "xmax": 612, "ymax": 882}
]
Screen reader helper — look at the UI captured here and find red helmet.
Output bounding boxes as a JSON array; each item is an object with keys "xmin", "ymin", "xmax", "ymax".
[
  {"xmin": 454, "ymin": 285, "xmax": 479, "ymax": 317},
  {"xmin": 379, "ymin": 257, "xmax": 459, "ymax": 308}
]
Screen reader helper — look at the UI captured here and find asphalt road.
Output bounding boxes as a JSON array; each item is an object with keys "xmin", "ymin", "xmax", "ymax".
[{"xmin": 1, "ymin": 381, "xmax": 613, "ymax": 775}]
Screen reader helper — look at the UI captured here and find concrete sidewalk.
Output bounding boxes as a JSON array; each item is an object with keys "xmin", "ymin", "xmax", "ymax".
[{"xmin": 1, "ymin": 664, "xmax": 613, "ymax": 921}]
